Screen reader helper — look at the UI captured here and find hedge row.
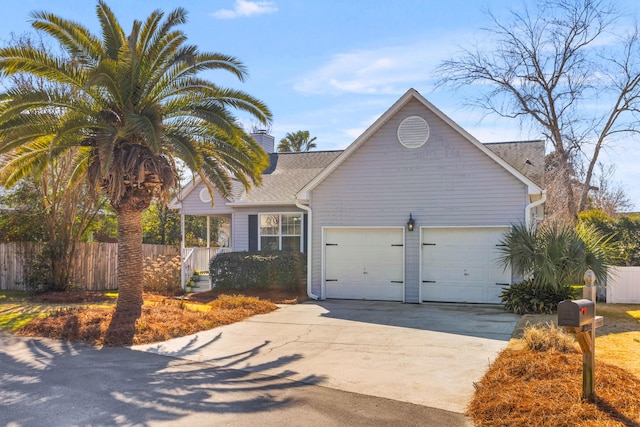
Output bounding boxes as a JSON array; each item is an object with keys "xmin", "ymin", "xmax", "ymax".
[{"xmin": 209, "ymin": 251, "xmax": 306, "ymax": 291}]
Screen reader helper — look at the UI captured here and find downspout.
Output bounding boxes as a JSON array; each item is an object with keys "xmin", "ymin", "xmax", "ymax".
[
  {"xmin": 180, "ymin": 212, "xmax": 186, "ymax": 290},
  {"xmin": 525, "ymin": 190, "xmax": 547, "ymax": 229},
  {"xmin": 295, "ymin": 197, "xmax": 319, "ymax": 300}
]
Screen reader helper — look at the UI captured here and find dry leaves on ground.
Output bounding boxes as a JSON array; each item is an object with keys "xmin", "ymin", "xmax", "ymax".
[
  {"xmin": 17, "ymin": 294, "xmax": 277, "ymax": 347},
  {"xmin": 468, "ymin": 347, "xmax": 640, "ymax": 427}
]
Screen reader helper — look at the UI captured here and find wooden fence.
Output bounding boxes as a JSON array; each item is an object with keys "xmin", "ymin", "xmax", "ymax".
[{"xmin": 0, "ymin": 242, "xmax": 179, "ymax": 291}]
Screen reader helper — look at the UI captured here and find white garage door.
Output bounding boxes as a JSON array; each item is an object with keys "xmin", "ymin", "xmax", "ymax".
[
  {"xmin": 324, "ymin": 228, "xmax": 404, "ymax": 301},
  {"xmin": 421, "ymin": 227, "xmax": 511, "ymax": 303}
]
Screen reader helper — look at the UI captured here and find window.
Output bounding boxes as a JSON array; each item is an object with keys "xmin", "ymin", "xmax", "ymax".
[{"xmin": 259, "ymin": 213, "xmax": 302, "ymax": 251}]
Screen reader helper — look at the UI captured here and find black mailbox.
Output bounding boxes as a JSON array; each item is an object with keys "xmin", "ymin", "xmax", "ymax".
[{"xmin": 557, "ymin": 299, "xmax": 595, "ymax": 327}]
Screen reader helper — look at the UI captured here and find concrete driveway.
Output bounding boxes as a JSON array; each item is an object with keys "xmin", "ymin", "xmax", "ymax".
[
  {"xmin": 1, "ymin": 301, "xmax": 520, "ymax": 426},
  {"xmin": 135, "ymin": 300, "xmax": 520, "ymax": 416}
]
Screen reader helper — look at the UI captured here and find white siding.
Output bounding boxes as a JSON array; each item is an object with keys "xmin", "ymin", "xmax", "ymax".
[
  {"xmin": 179, "ymin": 181, "xmax": 234, "ymax": 215},
  {"xmin": 231, "ymin": 206, "xmax": 304, "ymax": 252},
  {"xmin": 309, "ymin": 99, "xmax": 528, "ymax": 301}
]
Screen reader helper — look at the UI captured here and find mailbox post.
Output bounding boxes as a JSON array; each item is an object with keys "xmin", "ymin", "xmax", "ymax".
[
  {"xmin": 582, "ymin": 270, "xmax": 596, "ymax": 401},
  {"xmin": 557, "ymin": 269, "xmax": 603, "ymax": 402}
]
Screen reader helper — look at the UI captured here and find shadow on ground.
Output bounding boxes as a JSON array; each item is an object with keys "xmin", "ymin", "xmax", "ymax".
[
  {"xmin": 315, "ymin": 300, "xmax": 521, "ymax": 341},
  {"xmin": 0, "ymin": 332, "xmax": 322, "ymax": 426},
  {"xmin": 0, "ymin": 331, "xmax": 469, "ymax": 426}
]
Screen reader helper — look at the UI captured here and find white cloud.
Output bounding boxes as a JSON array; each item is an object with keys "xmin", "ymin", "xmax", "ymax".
[
  {"xmin": 212, "ymin": 0, "xmax": 277, "ymax": 19},
  {"xmin": 292, "ymin": 36, "xmax": 470, "ymax": 96}
]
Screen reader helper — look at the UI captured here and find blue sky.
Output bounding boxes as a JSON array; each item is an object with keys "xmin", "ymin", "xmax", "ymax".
[{"xmin": 1, "ymin": 0, "xmax": 640, "ymax": 208}]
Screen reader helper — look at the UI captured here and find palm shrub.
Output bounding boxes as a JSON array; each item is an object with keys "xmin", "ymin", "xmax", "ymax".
[
  {"xmin": 498, "ymin": 222, "xmax": 616, "ymax": 313},
  {"xmin": 501, "ymin": 280, "xmax": 576, "ymax": 314}
]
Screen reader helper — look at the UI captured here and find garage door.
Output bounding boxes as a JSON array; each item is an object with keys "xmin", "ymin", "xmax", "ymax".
[
  {"xmin": 421, "ymin": 227, "xmax": 510, "ymax": 303},
  {"xmin": 324, "ymin": 228, "xmax": 404, "ymax": 301}
]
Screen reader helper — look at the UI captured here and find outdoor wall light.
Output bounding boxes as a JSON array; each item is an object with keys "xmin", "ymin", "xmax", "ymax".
[{"xmin": 407, "ymin": 213, "xmax": 415, "ymax": 231}]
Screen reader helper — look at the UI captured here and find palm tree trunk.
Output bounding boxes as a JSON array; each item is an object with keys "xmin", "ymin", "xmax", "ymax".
[
  {"xmin": 116, "ymin": 206, "xmax": 145, "ymax": 310},
  {"xmin": 105, "ymin": 205, "xmax": 145, "ymax": 346}
]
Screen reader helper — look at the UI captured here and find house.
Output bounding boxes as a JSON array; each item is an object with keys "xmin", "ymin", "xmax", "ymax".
[{"xmin": 170, "ymin": 88, "xmax": 546, "ymax": 303}]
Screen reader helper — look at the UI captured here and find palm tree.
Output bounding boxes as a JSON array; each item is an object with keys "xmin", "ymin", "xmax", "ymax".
[
  {"xmin": 277, "ymin": 130, "xmax": 317, "ymax": 152},
  {"xmin": 497, "ymin": 222, "xmax": 616, "ymax": 289},
  {"xmin": 0, "ymin": 2, "xmax": 271, "ymax": 323}
]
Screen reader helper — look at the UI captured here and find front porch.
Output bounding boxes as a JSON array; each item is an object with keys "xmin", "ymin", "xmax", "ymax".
[
  {"xmin": 180, "ymin": 214, "xmax": 231, "ymax": 292},
  {"xmin": 182, "ymin": 247, "xmax": 231, "ymax": 292}
]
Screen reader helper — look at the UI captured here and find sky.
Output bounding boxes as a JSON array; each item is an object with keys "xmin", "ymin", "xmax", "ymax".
[{"xmin": 1, "ymin": 0, "xmax": 640, "ymax": 209}]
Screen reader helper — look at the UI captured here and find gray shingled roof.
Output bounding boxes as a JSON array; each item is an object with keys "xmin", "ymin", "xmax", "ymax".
[
  {"xmin": 485, "ymin": 140, "xmax": 545, "ymax": 188},
  {"xmin": 232, "ymin": 151, "xmax": 342, "ymax": 203},
  {"xmin": 231, "ymin": 140, "xmax": 544, "ymax": 203}
]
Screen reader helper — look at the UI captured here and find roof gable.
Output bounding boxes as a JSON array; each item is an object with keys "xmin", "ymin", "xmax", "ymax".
[
  {"xmin": 232, "ymin": 150, "xmax": 342, "ymax": 204},
  {"xmin": 170, "ymin": 150, "xmax": 342, "ymax": 208},
  {"xmin": 297, "ymin": 88, "xmax": 544, "ymax": 200}
]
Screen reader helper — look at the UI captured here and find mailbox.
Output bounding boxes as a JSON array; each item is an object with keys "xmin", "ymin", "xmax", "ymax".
[{"xmin": 557, "ymin": 299, "xmax": 595, "ymax": 327}]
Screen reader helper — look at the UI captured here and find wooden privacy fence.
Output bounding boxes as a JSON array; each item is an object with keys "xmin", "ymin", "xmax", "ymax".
[{"xmin": 0, "ymin": 242, "xmax": 179, "ymax": 291}]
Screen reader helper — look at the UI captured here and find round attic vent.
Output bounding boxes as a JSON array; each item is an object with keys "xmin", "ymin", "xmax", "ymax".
[
  {"xmin": 397, "ymin": 115, "xmax": 430, "ymax": 149},
  {"xmin": 199, "ymin": 187, "xmax": 212, "ymax": 203}
]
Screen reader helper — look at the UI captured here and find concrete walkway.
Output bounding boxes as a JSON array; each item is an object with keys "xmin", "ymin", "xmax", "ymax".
[{"xmin": 135, "ymin": 300, "xmax": 520, "ymax": 415}]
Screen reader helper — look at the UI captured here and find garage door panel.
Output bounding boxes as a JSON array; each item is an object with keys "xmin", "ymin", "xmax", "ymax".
[
  {"xmin": 421, "ymin": 227, "xmax": 510, "ymax": 304},
  {"xmin": 325, "ymin": 228, "xmax": 404, "ymax": 301},
  {"xmin": 422, "ymin": 283, "xmax": 486, "ymax": 303},
  {"xmin": 326, "ymin": 283, "xmax": 402, "ymax": 300}
]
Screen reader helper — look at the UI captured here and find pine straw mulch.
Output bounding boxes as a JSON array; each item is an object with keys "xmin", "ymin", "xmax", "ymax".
[
  {"xmin": 16, "ymin": 294, "xmax": 277, "ymax": 347},
  {"xmin": 468, "ymin": 347, "xmax": 640, "ymax": 427},
  {"xmin": 188, "ymin": 287, "xmax": 309, "ymax": 305},
  {"xmin": 29, "ymin": 291, "xmax": 115, "ymax": 304}
]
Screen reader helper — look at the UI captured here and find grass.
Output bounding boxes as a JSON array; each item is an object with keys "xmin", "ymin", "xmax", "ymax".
[
  {"xmin": 0, "ymin": 290, "xmax": 285, "ymax": 347},
  {"xmin": 469, "ymin": 305, "xmax": 640, "ymax": 426},
  {"xmin": 0, "ymin": 291, "xmax": 117, "ymax": 333},
  {"xmin": 594, "ymin": 304, "xmax": 640, "ymax": 378}
]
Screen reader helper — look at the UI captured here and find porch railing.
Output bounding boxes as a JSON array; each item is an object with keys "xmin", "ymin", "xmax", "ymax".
[
  {"xmin": 182, "ymin": 247, "xmax": 195, "ymax": 289},
  {"xmin": 182, "ymin": 247, "xmax": 232, "ymax": 291}
]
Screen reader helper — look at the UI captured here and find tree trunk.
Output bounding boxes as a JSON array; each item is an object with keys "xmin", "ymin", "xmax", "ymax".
[
  {"xmin": 115, "ymin": 206, "xmax": 144, "ymax": 310},
  {"xmin": 561, "ymin": 163, "xmax": 577, "ymax": 219},
  {"xmin": 104, "ymin": 205, "xmax": 145, "ymax": 346}
]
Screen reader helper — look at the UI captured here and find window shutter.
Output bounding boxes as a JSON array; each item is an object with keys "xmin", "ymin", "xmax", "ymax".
[{"xmin": 248, "ymin": 215, "xmax": 258, "ymax": 251}]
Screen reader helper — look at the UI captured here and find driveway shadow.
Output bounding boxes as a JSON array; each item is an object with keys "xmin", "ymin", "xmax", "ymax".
[
  {"xmin": 0, "ymin": 332, "xmax": 325, "ymax": 426},
  {"xmin": 312, "ymin": 300, "xmax": 521, "ymax": 341}
]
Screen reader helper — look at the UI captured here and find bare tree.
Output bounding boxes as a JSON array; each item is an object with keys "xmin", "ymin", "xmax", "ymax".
[
  {"xmin": 436, "ymin": 0, "xmax": 640, "ymax": 218},
  {"xmin": 586, "ymin": 163, "xmax": 632, "ymax": 215}
]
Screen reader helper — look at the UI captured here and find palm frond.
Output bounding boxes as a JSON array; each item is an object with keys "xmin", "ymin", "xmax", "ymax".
[
  {"xmin": 29, "ymin": 10, "xmax": 103, "ymax": 62},
  {"xmin": 96, "ymin": 0, "xmax": 125, "ymax": 60},
  {"xmin": 0, "ymin": 45, "xmax": 84, "ymax": 87},
  {"xmin": 0, "ymin": 136, "xmax": 54, "ymax": 186}
]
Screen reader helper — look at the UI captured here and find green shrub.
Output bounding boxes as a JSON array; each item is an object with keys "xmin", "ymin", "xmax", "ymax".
[
  {"xmin": 501, "ymin": 280, "xmax": 577, "ymax": 314},
  {"xmin": 210, "ymin": 251, "xmax": 306, "ymax": 291}
]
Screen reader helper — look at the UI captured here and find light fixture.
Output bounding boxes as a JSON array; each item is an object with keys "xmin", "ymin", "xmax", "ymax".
[{"xmin": 407, "ymin": 213, "xmax": 415, "ymax": 232}]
